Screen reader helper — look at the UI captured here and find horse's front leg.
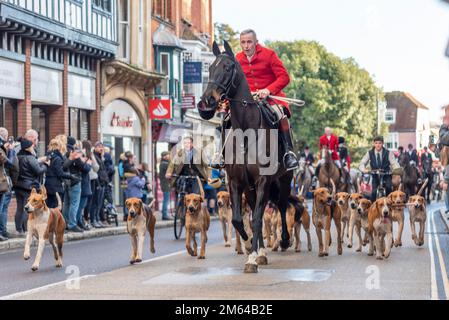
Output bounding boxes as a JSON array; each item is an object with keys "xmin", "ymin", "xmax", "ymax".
[
  {"xmin": 244, "ymin": 180, "xmax": 269, "ymax": 273},
  {"xmin": 230, "ymin": 181, "xmax": 249, "ymax": 247}
]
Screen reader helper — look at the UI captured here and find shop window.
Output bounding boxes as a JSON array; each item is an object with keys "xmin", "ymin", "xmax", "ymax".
[
  {"xmin": 32, "ymin": 107, "xmax": 49, "ymax": 157},
  {"xmin": 69, "ymin": 108, "xmax": 91, "ymax": 141}
]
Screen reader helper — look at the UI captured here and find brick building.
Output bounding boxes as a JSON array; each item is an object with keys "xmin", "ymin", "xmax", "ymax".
[{"xmin": 384, "ymin": 92, "xmax": 431, "ymax": 152}]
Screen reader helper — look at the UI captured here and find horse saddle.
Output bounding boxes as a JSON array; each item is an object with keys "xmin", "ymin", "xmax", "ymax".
[{"xmin": 258, "ymin": 100, "xmax": 279, "ymax": 129}]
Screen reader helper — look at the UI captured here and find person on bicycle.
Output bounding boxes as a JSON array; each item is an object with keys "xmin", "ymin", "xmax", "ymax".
[
  {"xmin": 165, "ymin": 136, "xmax": 210, "ymax": 195},
  {"xmin": 359, "ymin": 135, "xmax": 400, "ymax": 201}
]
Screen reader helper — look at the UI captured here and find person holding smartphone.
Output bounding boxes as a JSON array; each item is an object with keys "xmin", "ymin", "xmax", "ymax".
[{"xmin": 62, "ymin": 137, "xmax": 91, "ymax": 233}]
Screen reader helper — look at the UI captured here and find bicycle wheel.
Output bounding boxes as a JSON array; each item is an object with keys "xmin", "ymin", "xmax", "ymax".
[{"xmin": 174, "ymin": 200, "xmax": 185, "ymax": 240}]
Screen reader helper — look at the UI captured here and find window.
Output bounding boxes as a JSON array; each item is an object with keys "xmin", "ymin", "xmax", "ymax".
[
  {"xmin": 152, "ymin": 0, "xmax": 172, "ymax": 22},
  {"xmin": 385, "ymin": 132, "xmax": 399, "ymax": 150},
  {"xmin": 182, "ymin": 0, "xmax": 191, "ymax": 22},
  {"xmin": 93, "ymin": 0, "xmax": 112, "ymax": 12},
  {"xmin": 385, "ymin": 110, "xmax": 396, "ymax": 124},
  {"xmin": 159, "ymin": 53, "xmax": 170, "ymax": 94},
  {"xmin": 69, "ymin": 108, "xmax": 91, "ymax": 141},
  {"xmin": 119, "ymin": 0, "xmax": 130, "ymax": 60}
]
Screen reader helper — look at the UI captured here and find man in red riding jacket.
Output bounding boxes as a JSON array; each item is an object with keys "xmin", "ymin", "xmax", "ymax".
[
  {"xmin": 234, "ymin": 29, "xmax": 299, "ymax": 171},
  {"xmin": 315, "ymin": 127, "xmax": 344, "ymax": 183},
  {"xmin": 318, "ymin": 127, "xmax": 341, "ymax": 168}
]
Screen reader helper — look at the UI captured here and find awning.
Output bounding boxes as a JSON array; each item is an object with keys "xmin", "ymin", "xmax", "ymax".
[
  {"xmin": 156, "ymin": 123, "xmax": 192, "ymax": 143},
  {"xmin": 153, "ymin": 25, "xmax": 185, "ymax": 50}
]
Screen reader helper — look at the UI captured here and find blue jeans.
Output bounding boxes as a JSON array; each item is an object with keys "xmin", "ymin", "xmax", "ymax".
[
  {"xmin": 162, "ymin": 191, "xmax": 170, "ymax": 218},
  {"xmin": 77, "ymin": 196, "xmax": 90, "ymax": 227},
  {"xmin": 0, "ymin": 192, "xmax": 12, "ymax": 235},
  {"xmin": 63, "ymin": 183, "xmax": 82, "ymax": 229}
]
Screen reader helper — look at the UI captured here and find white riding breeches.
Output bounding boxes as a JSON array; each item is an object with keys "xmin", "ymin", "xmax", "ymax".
[{"xmin": 319, "ymin": 159, "xmax": 341, "ymax": 168}]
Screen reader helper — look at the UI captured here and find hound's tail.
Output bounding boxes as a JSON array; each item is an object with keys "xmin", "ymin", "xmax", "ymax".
[{"xmin": 288, "ymin": 195, "xmax": 305, "ymax": 223}]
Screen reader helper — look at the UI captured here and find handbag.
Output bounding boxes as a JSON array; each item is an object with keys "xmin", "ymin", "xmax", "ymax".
[{"xmin": 0, "ymin": 168, "xmax": 12, "ymax": 193}]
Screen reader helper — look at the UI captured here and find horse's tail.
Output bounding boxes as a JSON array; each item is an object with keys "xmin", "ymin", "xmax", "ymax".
[{"xmin": 288, "ymin": 195, "xmax": 304, "ymax": 223}]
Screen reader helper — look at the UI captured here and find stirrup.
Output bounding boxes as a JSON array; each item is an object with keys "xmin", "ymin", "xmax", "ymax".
[{"xmin": 283, "ymin": 151, "xmax": 299, "ymax": 171}]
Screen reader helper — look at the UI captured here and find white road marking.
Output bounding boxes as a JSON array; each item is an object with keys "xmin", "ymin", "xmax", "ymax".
[
  {"xmin": 428, "ymin": 212, "xmax": 438, "ymax": 300},
  {"xmin": 0, "ymin": 275, "xmax": 96, "ymax": 300},
  {"xmin": 431, "ymin": 211, "xmax": 449, "ymax": 300}
]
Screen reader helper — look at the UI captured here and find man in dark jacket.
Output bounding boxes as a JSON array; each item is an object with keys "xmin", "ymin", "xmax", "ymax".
[
  {"xmin": 63, "ymin": 137, "xmax": 90, "ymax": 233},
  {"xmin": 14, "ymin": 137, "xmax": 48, "ymax": 234},
  {"xmin": 45, "ymin": 142, "xmax": 77, "ymax": 209},
  {"xmin": 159, "ymin": 151, "xmax": 172, "ymax": 220}
]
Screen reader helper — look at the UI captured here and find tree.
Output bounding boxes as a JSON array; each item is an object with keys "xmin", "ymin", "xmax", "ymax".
[
  {"xmin": 214, "ymin": 23, "xmax": 240, "ymax": 53},
  {"xmin": 266, "ymin": 40, "xmax": 383, "ymax": 163}
]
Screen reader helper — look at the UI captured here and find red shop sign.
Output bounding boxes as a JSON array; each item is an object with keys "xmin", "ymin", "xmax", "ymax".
[{"xmin": 149, "ymin": 99, "xmax": 172, "ymax": 119}]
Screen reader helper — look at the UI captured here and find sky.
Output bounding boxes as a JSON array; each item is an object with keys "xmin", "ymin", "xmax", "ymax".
[{"xmin": 213, "ymin": 0, "xmax": 449, "ymax": 122}]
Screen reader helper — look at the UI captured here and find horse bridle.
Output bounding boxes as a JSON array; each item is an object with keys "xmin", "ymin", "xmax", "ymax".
[{"xmin": 207, "ymin": 55, "xmax": 238, "ymax": 103}]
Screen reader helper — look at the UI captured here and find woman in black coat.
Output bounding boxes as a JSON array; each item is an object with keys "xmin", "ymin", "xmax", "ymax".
[
  {"xmin": 45, "ymin": 138, "xmax": 75, "ymax": 209},
  {"xmin": 14, "ymin": 138, "xmax": 48, "ymax": 234}
]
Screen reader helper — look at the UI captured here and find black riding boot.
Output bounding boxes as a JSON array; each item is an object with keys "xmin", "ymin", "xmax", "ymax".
[{"xmin": 279, "ymin": 117, "xmax": 299, "ymax": 171}]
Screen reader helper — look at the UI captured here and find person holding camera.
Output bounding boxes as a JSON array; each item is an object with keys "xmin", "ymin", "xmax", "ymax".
[
  {"xmin": 0, "ymin": 128, "xmax": 19, "ymax": 241},
  {"xmin": 45, "ymin": 138, "xmax": 77, "ymax": 209},
  {"xmin": 14, "ymin": 136, "xmax": 49, "ymax": 235},
  {"xmin": 63, "ymin": 137, "xmax": 91, "ymax": 233}
]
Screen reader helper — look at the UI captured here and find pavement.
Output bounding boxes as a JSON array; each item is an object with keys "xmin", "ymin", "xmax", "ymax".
[{"xmin": 1, "ymin": 201, "xmax": 448, "ymax": 300}]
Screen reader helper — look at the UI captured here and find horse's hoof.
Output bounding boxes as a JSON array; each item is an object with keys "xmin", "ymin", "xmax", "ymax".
[
  {"xmin": 280, "ymin": 239, "xmax": 290, "ymax": 250},
  {"xmin": 244, "ymin": 263, "xmax": 258, "ymax": 273},
  {"xmin": 256, "ymin": 256, "xmax": 268, "ymax": 265}
]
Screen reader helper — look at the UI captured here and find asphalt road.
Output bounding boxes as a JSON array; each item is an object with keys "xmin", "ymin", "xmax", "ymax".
[
  {"xmin": 0, "ymin": 217, "xmax": 227, "ymax": 297},
  {"xmin": 1, "ymin": 202, "xmax": 449, "ymax": 300}
]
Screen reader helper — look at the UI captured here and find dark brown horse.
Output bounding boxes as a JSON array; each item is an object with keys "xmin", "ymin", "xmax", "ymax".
[
  {"xmin": 318, "ymin": 146, "xmax": 341, "ymax": 192},
  {"xmin": 198, "ymin": 41, "xmax": 294, "ymax": 273},
  {"xmin": 398, "ymin": 152, "xmax": 419, "ymax": 199}
]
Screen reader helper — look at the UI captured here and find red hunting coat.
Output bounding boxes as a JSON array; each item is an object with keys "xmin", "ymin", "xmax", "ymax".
[
  {"xmin": 236, "ymin": 44, "xmax": 291, "ymax": 115},
  {"xmin": 319, "ymin": 134, "xmax": 340, "ymax": 161}
]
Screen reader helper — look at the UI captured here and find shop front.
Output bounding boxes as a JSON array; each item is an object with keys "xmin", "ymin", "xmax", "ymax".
[
  {"xmin": 101, "ymin": 99, "xmax": 143, "ymax": 205},
  {"xmin": 0, "ymin": 56, "xmax": 24, "ymax": 138},
  {"xmin": 68, "ymin": 73, "xmax": 96, "ymax": 141},
  {"xmin": 30, "ymin": 64, "xmax": 63, "ymax": 156}
]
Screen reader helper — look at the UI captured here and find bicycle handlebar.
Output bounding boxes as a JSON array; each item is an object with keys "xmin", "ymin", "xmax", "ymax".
[
  {"xmin": 365, "ymin": 170, "xmax": 392, "ymax": 176},
  {"xmin": 171, "ymin": 174, "xmax": 205, "ymax": 181}
]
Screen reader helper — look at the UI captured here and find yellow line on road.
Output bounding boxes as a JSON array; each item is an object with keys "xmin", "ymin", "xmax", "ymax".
[{"xmin": 431, "ymin": 211, "xmax": 449, "ymax": 300}]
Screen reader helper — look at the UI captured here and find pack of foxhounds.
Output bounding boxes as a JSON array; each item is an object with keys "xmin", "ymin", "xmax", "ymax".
[{"xmin": 21, "ymin": 177, "xmax": 429, "ymax": 272}]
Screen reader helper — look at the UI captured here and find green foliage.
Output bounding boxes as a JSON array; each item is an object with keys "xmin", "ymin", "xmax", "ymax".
[
  {"xmin": 214, "ymin": 23, "xmax": 240, "ymax": 53},
  {"xmin": 266, "ymin": 40, "xmax": 383, "ymax": 163}
]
